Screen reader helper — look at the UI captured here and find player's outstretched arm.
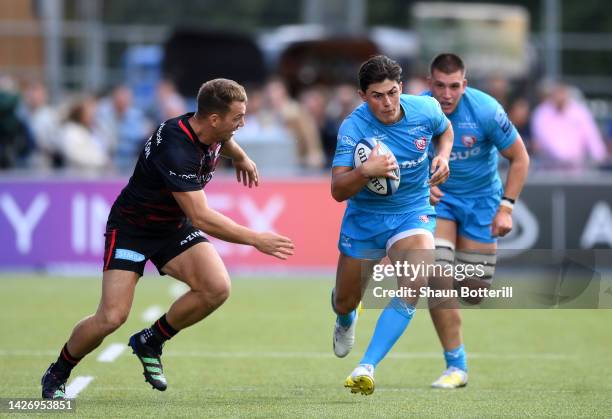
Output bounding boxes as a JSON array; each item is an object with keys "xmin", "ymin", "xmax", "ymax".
[
  {"xmin": 221, "ymin": 138, "xmax": 260, "ymax": 188},
  {"xmin": 492, "ymin": 135, "xmax": 530, "ymax": 237},
  {"xmin": 331, "ymin": 143, "xmax": 398, "ymax": 202},
  {"xmin": 429, "ymin": 123, "xmax": 453, "ymax": 186},
  {"xmin": 499, "ymin": 135, "xmax": 529, "ymax": 202},
  {"xmin": 172, "ymin": 190, "xmax": 294, "ymax": 259}
]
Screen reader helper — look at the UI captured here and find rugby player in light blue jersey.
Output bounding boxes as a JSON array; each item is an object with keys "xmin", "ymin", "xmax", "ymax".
[
  {"xmin": 424, "ymin": 53, "xmax": 529, "ymax": 389},
  {"xmin": 330, "ymin": 55, "xmax": 454, "ymax": 395}
]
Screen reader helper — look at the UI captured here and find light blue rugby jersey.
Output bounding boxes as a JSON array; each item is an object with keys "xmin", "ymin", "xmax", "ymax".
[
  {"xmin": 424, "ymin": 87, "xmax": 518, "ymax": 196},
  {"xmin": 332, "ymin": 94, "xmax": 449, "ymax": 214}
]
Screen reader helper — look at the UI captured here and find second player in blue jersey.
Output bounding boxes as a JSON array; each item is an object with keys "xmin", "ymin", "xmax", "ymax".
[{"xmin": 424, "ymin": 54, "xmax": 530, "ymax": 389}]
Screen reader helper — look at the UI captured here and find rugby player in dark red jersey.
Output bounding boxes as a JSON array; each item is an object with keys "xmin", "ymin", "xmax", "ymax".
[{"xmin": 41, "ymin": 79, "xmax": 294, "ymax": 399}]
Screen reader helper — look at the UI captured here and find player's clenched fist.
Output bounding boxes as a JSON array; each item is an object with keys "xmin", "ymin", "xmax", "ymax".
[
  {"xmin": 254, "ymin": 232, "xmax": 295, "ymax": 259},
  {"xmin": 429, "ymin": 155, "xmax": 450, "ymax": 186},
  {"xmin": 491, "ymin": 207, "xmax": 513, "ymax": 237}
]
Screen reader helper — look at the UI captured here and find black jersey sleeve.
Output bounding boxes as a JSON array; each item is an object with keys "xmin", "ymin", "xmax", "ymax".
[{"xmin": 150, "ymin": 142, "xmax": 204, "ymax": 192}]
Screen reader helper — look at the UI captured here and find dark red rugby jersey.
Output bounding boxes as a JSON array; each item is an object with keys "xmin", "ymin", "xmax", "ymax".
[{"xmin": 108, "ymin": 112, "xmax": 222, "ymax": 234}]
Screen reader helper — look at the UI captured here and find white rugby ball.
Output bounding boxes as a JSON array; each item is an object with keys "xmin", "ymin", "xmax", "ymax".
[{"xmin": 353, "ymin": 137, "xmax": 400, "ymax": 196}]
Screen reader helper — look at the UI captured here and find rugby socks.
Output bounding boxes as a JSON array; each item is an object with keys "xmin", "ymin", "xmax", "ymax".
[
  {"xmin": 444, "ymin": 344, "xmax": 467, "ymax": 372},
  {"xmin": 51, "ymin": 343, "xmax": 82, "ymax": 377},
  {"xmin": 360, "ymin": 297, "xmax": 415, "ymax": 367},
  {"xmin": 331, "ymin": 288, "xmax": 356, "ymax": 328},
  {"xmin": 143, "ymin": 314, "xmax": 179, "ymax": 349},
  {"xmin": 337, "ymin": 311, "xmax": 356, "ymax": 328}
]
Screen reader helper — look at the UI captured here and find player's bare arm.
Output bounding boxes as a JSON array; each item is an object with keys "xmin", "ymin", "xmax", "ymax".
[
  {"xmin": 173, "ymin": 189, "xmax": 294, "ymax": 259},
  {"xmin": 429, "ymin": 123, "xmax": 453, "ymax": 186},
  {"xmin": 220, "ymin": 138, "xmax": 259, "ymax": 188},
  {"xmin": 492, "ymin": 135, "xmax": 530, "ymax": 237},
  {"xmin": 331, "ymin": 143, "xmax": 398, "ymax": 202}
]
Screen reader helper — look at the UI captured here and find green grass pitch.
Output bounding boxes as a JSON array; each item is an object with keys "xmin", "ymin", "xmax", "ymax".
[{"xmin": 1, "ymin": 275, "xmax": 611, "ymax": 417}]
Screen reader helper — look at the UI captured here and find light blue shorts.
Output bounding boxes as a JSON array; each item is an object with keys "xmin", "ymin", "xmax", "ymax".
[
  {"xmin": 338, "ymin": 205, "xmax": 436, "ymax": 260},
  {"xmin": 435, "ymin": 189, "xmax": 502, "ymax": 243}
]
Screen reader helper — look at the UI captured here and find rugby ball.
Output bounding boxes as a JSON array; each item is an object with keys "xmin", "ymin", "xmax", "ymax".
[{"xmin": 353, "ymin": 137, "xmax": 400, "ymax": 196}]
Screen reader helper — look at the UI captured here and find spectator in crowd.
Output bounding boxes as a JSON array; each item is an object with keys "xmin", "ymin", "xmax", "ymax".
[
  {"xmin": 97, "ymin": 85, "xmax": 152, "ymax": 173},
  {"xmin": 298, "ymin": 86, "xmax": 338, "ymax": 167},
  {"xmin": 0, "ymin": 75, "xmax": 32, "ymax": 168},
  {"xmin": 508, "ymin": 96, "xmax": 532, "ymax": 151},
  {"xmin": 531, "ymin": 81, "xmax": 607, "ymax": 170},
  {"xmin": 153, "ymin": 79, "xmax": 187, "ymax": 123},
  {"xmin": 59, "ymin": 95, "xmax": 109, "ymax": 171},
  {"xmin": 404, "ymin": 76, "xmax": 428, "ymax": 95},
  {"xmin": 323, "ymin": 83, "xmax": 361, "ymax": 166},
  {"xmin": 20, "ymin": 80, "xmax": 62, "ymax": 168},
  {"xmin": 233, "ymin": 84, "xmax": 287, "ymax": 143},
  {"xmin": 233, "ymin": 84, "xmax": 300, "ymax": 171},
  {"xmin": 265, "ymin": 78, "xmax": 325, "ymax": 169},
  {"xmin": 485, "ymin": 73, "xmax": 510, "ymax": 109}
]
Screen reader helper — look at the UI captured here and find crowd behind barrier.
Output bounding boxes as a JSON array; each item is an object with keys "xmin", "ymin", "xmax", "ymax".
[{"xmin": 1, "ymin": 74, "xmax": 612, "ymax": 175}]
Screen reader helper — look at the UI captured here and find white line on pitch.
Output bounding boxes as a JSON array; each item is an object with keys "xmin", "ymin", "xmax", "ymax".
[
  {"xmin": 96, "ymin": 343, "xmax": 126, "ymax": 362},
  {"xmin": 65, "ymin": 376, "xmax": 94, "ymax": 399},
  {"xmin": 141, "ymin": 305, "xmax": 163, "ymax": 322}
]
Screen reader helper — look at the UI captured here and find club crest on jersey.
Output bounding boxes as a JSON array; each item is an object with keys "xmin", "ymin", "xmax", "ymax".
[
  {"xmin": 414, "ymin": 137, "xmax": 427, "ymax": 151},
  {"xmin": 419, "ymin": 215, "xmax": 430, "ymax": 223},
  {"xmin": 462, "ymin": 135, "xmax": 477, "ymax": 148}
]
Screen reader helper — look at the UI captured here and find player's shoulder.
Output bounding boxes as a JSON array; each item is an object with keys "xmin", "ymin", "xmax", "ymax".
[
  {"xmin": 464, "ymin": 87, "xmax": 500, "ymax": 112},
  {"xmin": 338, "ymin": 104, "xmax": 368, "ymax": 133},
  {"xmin": 401, "ymin": 93, "xmax": 438, "ymax": 107},
  {"xmin": 147, "ymin": 114, "xmax": 199, "ymax": 163},
  {"xmin": 155, "ymin": 114, "xmax": 197, "ymax": 150},
  {"xmin": 401, "ymin": 93, "xmax": 443, "ymax": 120}
]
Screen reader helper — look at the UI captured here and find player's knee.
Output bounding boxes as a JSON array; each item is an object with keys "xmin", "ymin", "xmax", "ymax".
[
  {"xmin": 211, "ymin": 279, "xmax": 231, "ymax": 305},
  {"xmin": 431, "ymin": 239, "xmax": 456, "ymax": 288},
  {"xmin": 197, "ymin": 276, "xmax": 231, "ymax": 307},
  {"xmin": 454, "ymin": 250, "xmax": 496, "ymax": 305},
  {"xmin": 97, "ymin": 308, "xmax": 129, "ymax": 333}
]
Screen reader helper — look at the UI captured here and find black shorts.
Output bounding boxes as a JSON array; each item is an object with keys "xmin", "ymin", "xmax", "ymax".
[{"xmin": 103, "ymin": 223, "xmax": 209, "ymax": 276}]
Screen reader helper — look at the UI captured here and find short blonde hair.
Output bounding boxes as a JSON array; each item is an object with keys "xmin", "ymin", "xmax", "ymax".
[{"xmin": 196, "ymin": 78, "xmax": 247, "ymax": 117}]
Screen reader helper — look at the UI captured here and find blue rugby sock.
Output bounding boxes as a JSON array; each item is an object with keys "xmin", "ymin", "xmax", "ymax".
[
  {"xmin": 360, "ymin": 297, "xmax": 415, "ymax": 367},
  {"xmin": 331, "ymin": 288, "xmax": 356, "ymax": 328},
  {"xmin": 444, "ymin": 344, "xmax": 467, "ymax": 372},
  {"xmin": 337, "ymin": 310, "xmax": 356, "ymax": 328}
]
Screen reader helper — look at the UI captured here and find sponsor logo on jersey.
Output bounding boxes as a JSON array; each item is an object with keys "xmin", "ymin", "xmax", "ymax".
[
  {"xmin": 495, "ymin": 106, "xmax": 512, "ymax": 134},
  {"xmin": 462, "ymin": 135, "xmax": 477, "ymax": 148},
  {"xmin": 414, "ymin": 137, "xmax": 427, "ymax": 151},
  {"xmin": 419, "ymin": 215, "xmax": 430, "ymax": 223},
  {"xmin": 168, "ymin": 170, "xmax": 198, "ymax": 180},
  {"xmin": 115, "ymin": 248, "xmax": 145, "ymax": 262},
  {"xmin": 340, "ymin": 135, "xmax": 356, "ymax": 147},
  {"xmin": 340, "ymin": 234, "xmax": 352, "ymax": 249},
  {"xmin": 457, "ymin": 121, "xmax": 478, "ymax": 129},
  {"xmin": 399, "ymin": 152, "xmax": 428, "ymax": 169},
  {"xmin": 155, "ymin": 122, "xmax": 165, "ymax": 145},
  {"xmin": 180, "ymin": 230, "xmax": 205, "ymax": 246},
  {"xmin": 144, "ymin": 136, "xmax": 152, "ymax": 159},
  {"xmin": 450, "ymin": 146, "xmax": 481, "ymax": 161},
  {"xmin": 407, "ymin": 125, "xmax": 427, "ymax": 135}
]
